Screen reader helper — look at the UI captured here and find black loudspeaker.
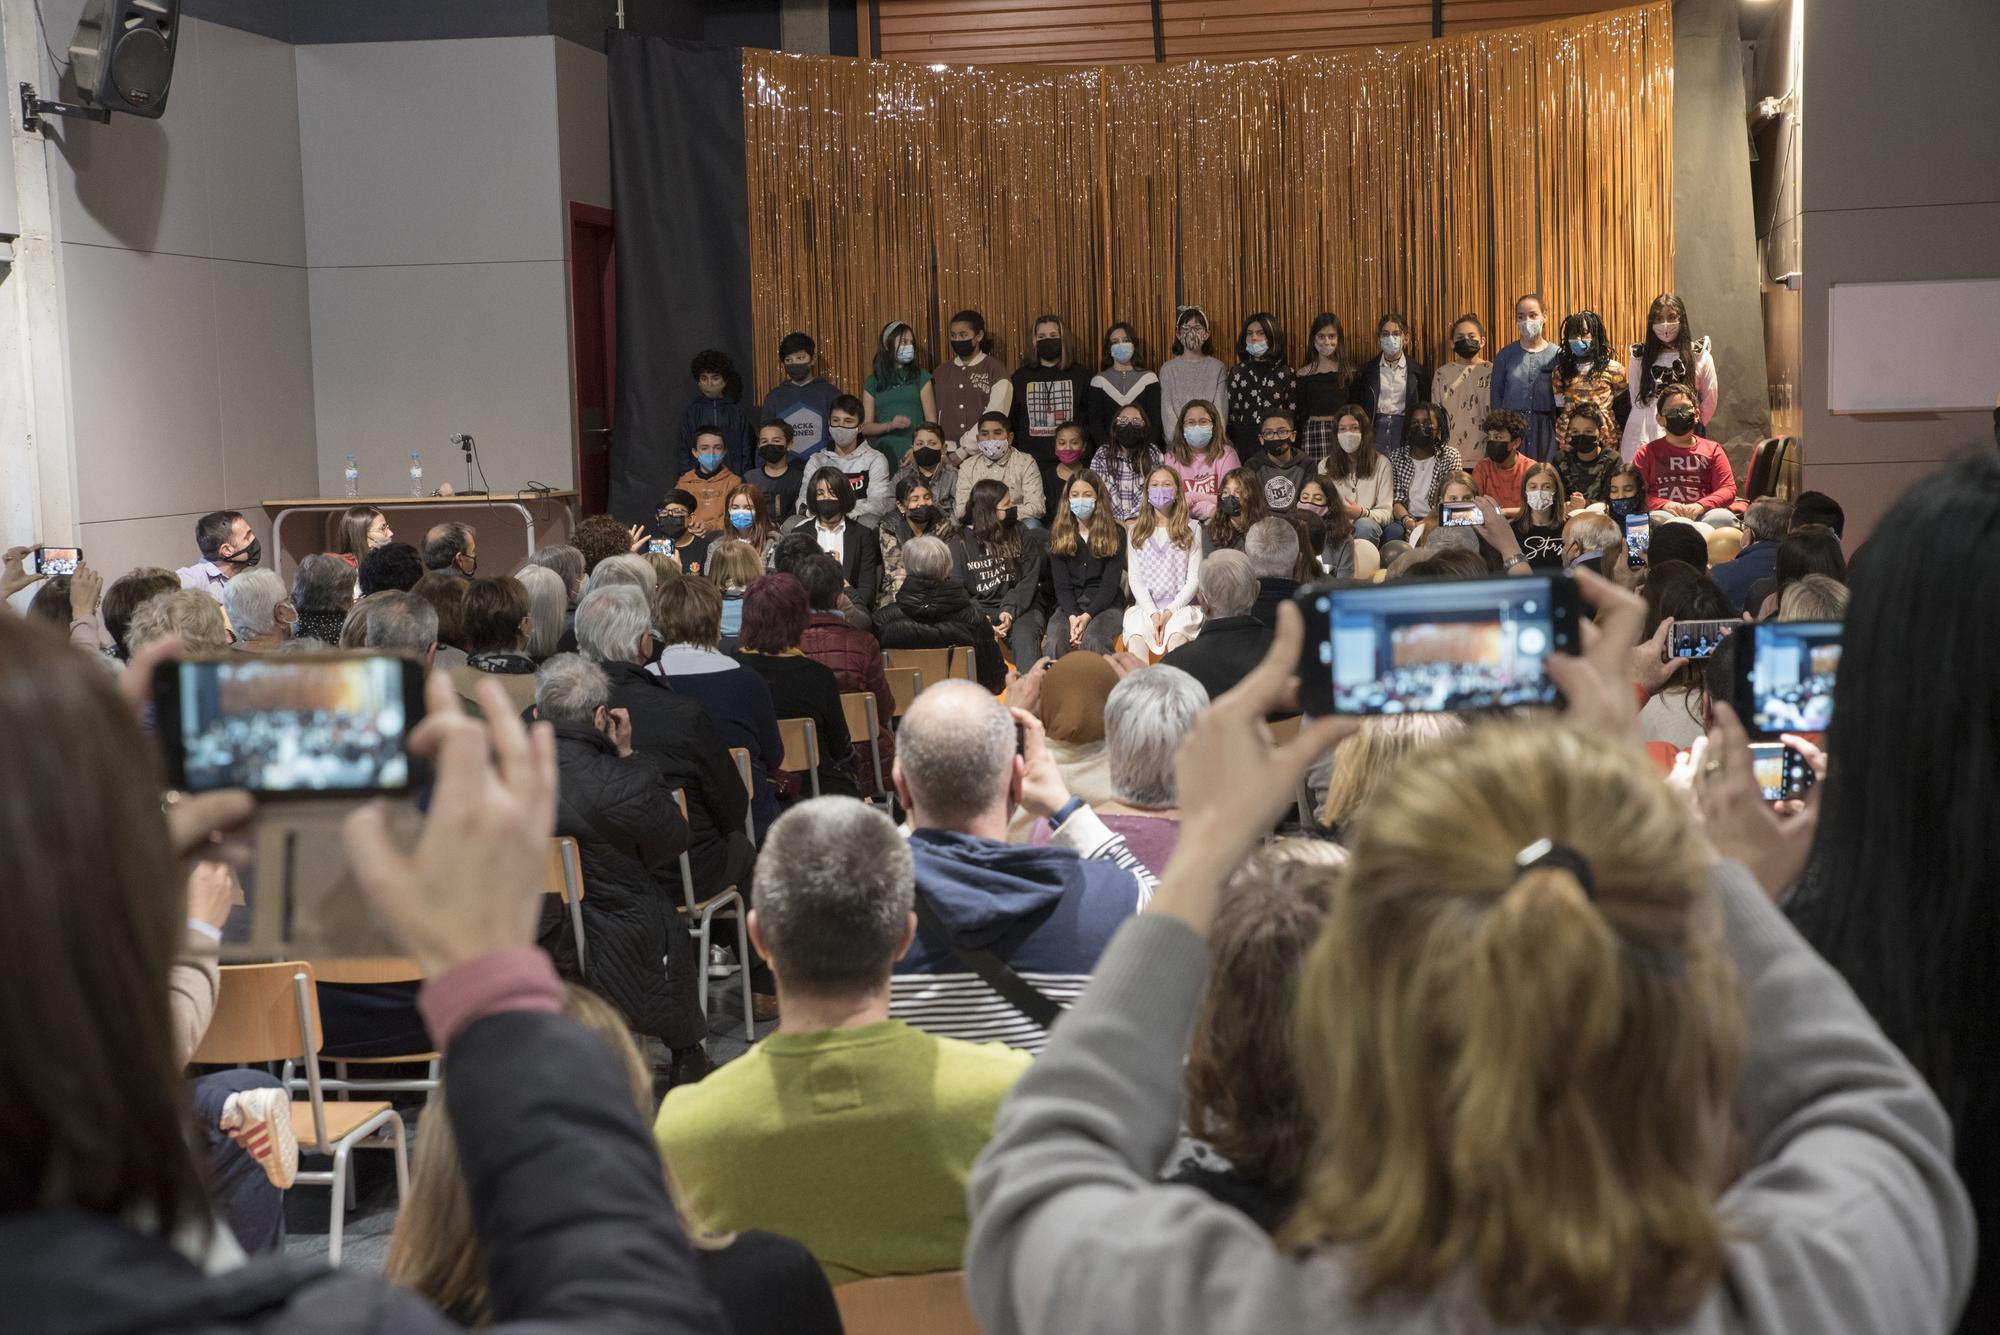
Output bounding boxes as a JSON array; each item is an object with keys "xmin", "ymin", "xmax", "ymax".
[{"xmin": 70, "ymin": 0, "xmax": 180, "ymax": 119}]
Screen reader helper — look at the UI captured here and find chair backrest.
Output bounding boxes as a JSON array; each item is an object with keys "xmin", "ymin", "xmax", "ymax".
[
  {"xmin": 307, "ymin": 956, "xmax": 422, "ymax": 985},
  {"xmin": 1745, "ymin": 435, "xmax": 1798, "ymax": 501},
  {"xmin": 884, "ymin": 647, "xmax": 952, "ymax": 687},
  {"xmin": 777, "ymin": 716, "xmax": 821, "ymax": 772},
  {"xmin": 729, "ymin": 747, "xmax": 754, "ymax": 797},
  {"xmin": 192, "ymin": 961, "xmax": 321, "ymax": 1064},
  {"xmin": 834, "ymin": 1271, "xmax": 980, "ymax": 1335},
  {"xmin": 546, "ymin": 835, "xmax": 584, "ymax": 903},
  {"xmin": 671, "ymin": 788, "xmax": 690, "ymax": 819},
  {"xmin": 450, "ymin": 665, "xmax": 539, "ymax": 714},
  {"xmin": 884, "ymin": 666, "xmax": 922, "ymax": 717},
  {"xmin": 946, "ymin": 645, "xmax": 977, "ymax": 682},
  {"xmin": 840, "ymin": 690, "xmax": 878, "ymax": 741}
]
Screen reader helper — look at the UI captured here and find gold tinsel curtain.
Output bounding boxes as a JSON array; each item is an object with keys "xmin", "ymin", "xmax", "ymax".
[{"xmin": 742, "ymin": 2, "xmax": 1673, "ymax": 404}]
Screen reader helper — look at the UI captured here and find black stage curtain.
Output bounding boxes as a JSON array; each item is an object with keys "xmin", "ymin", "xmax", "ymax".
[{"xmin": 607, "ymin": 33, "xmax": 754, "ymax": 524}]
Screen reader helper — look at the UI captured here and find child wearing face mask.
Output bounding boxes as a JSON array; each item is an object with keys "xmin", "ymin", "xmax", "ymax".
[
  {"xmin": 955, "ymin": 411, "xmax": 1048, "ymax": 525},
  {"xmin": 675, "ymin": 425, "xmax": 744, "ymax": 537},
  {"xmin": 1632, "ymin": 386, "xmax": 1737, "ymax": 524},
  {"xmin": 1160, "ymin": 305, "xmax": 1230, "ymax": 434},
  {"xmin": 1549, "ymin": 310, "xmax": 1628, "ymax": 456},
  {"xmin": 934, "ymin": 310, "xmax": 1012, "ymax": 459},
  {"xmin": 676, "ymin": 348, "xmax": 752, "ymax": 480},
  {"xmin": 1089, "ymin": 409, "xmax": 1165, "ymax": 524},
  {"xmin": 1472, "ymin": 410, "xmax": 1534, "ymax": 520},
  {"xmin": 891, "ymin": 422, "xmax": 960, "ymax": 520},
  {"xmin": 1086, "ymin": 322, "xmax": 1162, "ymax": 448},
  {"xmin": 1009, "ymin": 315, "xmax": 1092, "ymax": 495},
  {"xmin": 1123, "ymin": 468, "xmax": 1204, "ymax": 658},
  {"xmin": 1252, "ymin": 411, "xmax": 1310, "ymax": 515},
  {"xmin": 1556, "ymin": 404, "xmax": 1620, "ymax": 512},
  {"xmin": 1621, "ymin": 293, "xmax": 1718, "ymax": 462},
  {"xmin": 1388, "ymin": 402, "xmax": 1463, "ymax": 533},
  {"xmin": 1294, "ymin": 313, "xmax": 1356, "ymax": 464},
  {"xmin": 1225, "ymin": 313, "xmax": 1298, "ymax": 453},
  {"xmin": 1432, "ymin": 313, "xmax": 1492, "ymax": 461},
  {"xmin": 1165, "ymin": 399, "xmax": 1240, "ymax": 523},
  {"xmin": 1044, "ymin": 471, "xmax": 1128, "ymax": 659},
  {"xmin": 800, "ymin": 394, "xmax": 895, "ymax": 528},
  {"xmin": 1511, "ymin": 462, "xmax": 1567, "ymax": 570},
  {"xmin": 761, "ymin": 330, "xmax": 840, "ymax": 459},
  {"xmin": 1321, "ymin": 406, "xmax": 1399, "ymax": 544},
  {"xmin": 1356, "ymin": 312, "xmax": 1432, "ymax": 455},
  {"xmin": 862, "ymin": 320, "xmax": 936, "ymax": 468},
  {"xmin": 1051, "ymin": 421, "xmax": 1093, "ymax": 495},
  {"xmin": 748, "ymin": 419, "xmax": 806, "ymax": 523},
  {"xmin": 1489, "ymin": 292, "xmax": 1560, "ymax": 463}
]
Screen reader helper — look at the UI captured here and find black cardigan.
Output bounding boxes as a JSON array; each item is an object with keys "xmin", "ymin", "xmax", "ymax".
[{"xmin": 1047, "ymin": 529, "xmax": 1129, "ymax": 618}]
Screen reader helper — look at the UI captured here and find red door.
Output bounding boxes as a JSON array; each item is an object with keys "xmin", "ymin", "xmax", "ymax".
[{"xmin": 567, "ymin": 203, "xmax": 615, "ymax": 517}]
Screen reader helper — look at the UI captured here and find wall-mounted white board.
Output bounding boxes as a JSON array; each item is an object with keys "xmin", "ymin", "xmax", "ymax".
[{"xmin": 1829, "ymin": 278, "xmax": 2000, "ymax": 413}]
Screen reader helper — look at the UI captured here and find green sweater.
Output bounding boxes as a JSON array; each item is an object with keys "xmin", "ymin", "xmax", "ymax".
[{"xmin": 655, "ymin": 1018, "xmax": 1030, "ymax": 1285}]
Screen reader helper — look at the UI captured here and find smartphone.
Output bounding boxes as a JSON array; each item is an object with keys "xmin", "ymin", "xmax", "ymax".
[
  {"xmin": 1623, "ymin": 513, "xmax": 1650, "ymax": 569},
  {"xmin": 1733, "ymin": 620, "xmax": 1841, "ymax": 738},
  {"xmin": 1668, "ymin": 618, "xmax": 1737, "ymax": 660},
  {"xmin": 33, "ymin": 545, "xmax": 82, "ymax": 576},
  {"xmin": 1440, "ymin": 502, "xmax": 1481, "ymax": 528},
  {"xmin": 646, "ymin": 538, "xmax": 673, "ymax": 555},
  {"xmin": 154, "ymin": 653, "xmax": 428, "ymax": 797},
  {"xmin": 1748, "ymin": 743, "xmax": 1816, "ymax": 802},
  {"xmin": 1295, "ymin": 573, "xmax": 1582, "ymax": 716}
]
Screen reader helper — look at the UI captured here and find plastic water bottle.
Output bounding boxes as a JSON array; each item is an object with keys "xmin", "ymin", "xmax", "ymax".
[
  {"xmin": 343, "ymin": 453, "xmax": 359, "ymax": 499},
  {"xmin": 409, "ymin": 451, "xmax": 424, "ymax": 498}
]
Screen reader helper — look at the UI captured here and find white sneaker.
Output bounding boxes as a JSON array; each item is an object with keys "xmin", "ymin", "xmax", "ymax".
[
  {"xmin": 708, "ymin": 944, "xmax": 740, "ymax": 979},
  {"xmin": 222, "ymin": 1086, "xmax": 298, "ymax": 1190}
]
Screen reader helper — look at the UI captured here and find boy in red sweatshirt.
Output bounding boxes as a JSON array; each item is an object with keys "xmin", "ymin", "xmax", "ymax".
[{"xmin": 1634, "ymin": 385, "xmax": 1736, "ymax": 521}]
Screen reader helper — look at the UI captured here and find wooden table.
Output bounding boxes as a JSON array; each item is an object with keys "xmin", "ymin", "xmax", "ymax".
[{"xmin": 261, "ymin": 491, "xmax": 578, "ymax": 579}]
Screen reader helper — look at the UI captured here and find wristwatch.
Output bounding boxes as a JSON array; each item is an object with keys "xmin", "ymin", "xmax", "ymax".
[
  {"xmin": 1047, "ymin": 795, "xmax": 1086, "ymax": 830},
  {"xmin": 1501, "ymin": 552, "xmax": 1530, "ymax": 571}
]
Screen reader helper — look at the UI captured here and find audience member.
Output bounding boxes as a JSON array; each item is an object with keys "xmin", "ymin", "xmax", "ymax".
[
  {"xmin": 582, "ymin": 552, "xmax": 659, "ymax": 601},
  {"xmin": 705, "ymin": 537, "xmax": 763, "ymax": 652},
  {"xmin": 334, "ymin": 504, "xmax": 394, "ymax": 565},
  {"xmin": 1749, "ymin": 522, "xmax": 1847, "ymax": 618},
  {"xmin": 1790, "ymin": 488, "xmax": 1845, "ymax": 539},
  {"xmin": 792, "ymin": 554, "xmax": 902, "ymax": 790},
  {"xmin": 0, "ymin": 616, "xmax": 735, "ymax": 1331},
  {"xmin": 1560, "ymin": 509, "xmax": 1622, "ymax": 575},
  {"xmin": 1032, "ymin": 665, "xmax": 1206, "ymax": 878},
  {"xmin": 219, "ymin": 569, "xmax": 293, "ymax": 653},
  {"xmin": 362, "ymin": 591, "xmax": 440, "ymax": 669},
  {"xmin": 358, "ymin": 541, "xmax": 426, "ymax": 596},
  {"xmin": 892, "ymin": 682, "xmax": 1149, "ymax": 1052},
  {"xmin": 1646, "ymin": 520, "xmax": 1710, "ymax": 573},
  {"xmin": 876, "ymin": 534, "xmax": 1005, "ymax": 693},
  {"xmin": 575, "ymin": 585, "xmax": 753, "ymax": 904},
  {"xmin": 515, "ymin": 565, "xmax": 568, "ymax": 662},
  {"xmin": 574, "ymin": 513, "xmax": 642, "ymax": 574},
  {"xmin": 340, "ymin": 590, "xmax": 392, "ymax": 649},
  {"xmin": 733, "ymin": 574, "xmax": 858, "ymax": 799},
  {"xmin": 1161, "ymin": 551, "xmax": 1271, "ymax": 701},
  {"xmin": 1776, "ymin": 572, "xmax": 1848, "ymax": 621},
  {"xmin": 523, "ymin": 542, "xmax": 587, "ymax": 606},
  {"xmin": 423, "ymin": 521, "xmax": 478, "ymax": 578},
  {"xmin": 102, "ymin": 567, "xmax": 180, "ymax": 660},
  {"xmin": 1316, "ymin": 713, "xmax": 1463, "ymax": 842},
  {"xmin": 26, "ymin": 572, "xmax": 72, "ymax": 629},
  {"xmin": 1788, "ymin": 450, "xmax": 1996, "ymax": 1328},
  {"xmin": 461, "ymin": 576, "xmax": 536, "ymax": 675},
  {"xmin": 289, "ymin": 554, "xmax": 355, "ymax": 645},
  {"xmin": 652, "ymin": 576, "xmax": 783, "ymax": 835},
  {"xmin": 1168, "ymin": 840, "xmax": 1340, "ymax": 1230},
  {"xmin": 1244, "ymin": 516, "xmax": 1304, "ymax": 627},
  {"xmin": 127, "ymin": 587, "xmax": 230, "ymax": 657},
  {"xmin": 1713, "ymin": 496, "xmax": 1790, "ymax": 611},
  {"xmin": 411, "ymin": 570, "xmax": 471, "ymax": 670},
  {"xmin": 1638, "ymin": 572, "xmax": 1733, "ymax": 748},
  {"xmin": 390, "ymin": 982, "xmax": 837, "ymax": 1334},
  {"xmin": 655, "ymin": 798, "xmax": 1031, "ymax": 1283},
  {"xmin": 533, "ymin": 655, "xmax": 705, "ymax": 1071},
  {"xmin": 966, "ymin": 606, "xmax": 1971, "ymax": 1334},
  {"xmin": 177, "ymin": 510, "xmax": 262, "ymax": 602}
]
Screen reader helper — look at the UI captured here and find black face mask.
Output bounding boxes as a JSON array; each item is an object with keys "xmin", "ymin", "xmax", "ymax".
[
  {"xmin": 1483, "ymin": 440, "xmax": 1510, "ymax": 462},
  {"xmin": 949, "ymin": 338, "xmax": 976, "ymax": 359},
  {"xmin": 785, "ymin": 362, "xmax": 811, "ymax": 383},
  {"xmin": 1112, "ymin": 424, "xmax": 1146, "ymax": 449},
  {"xmin": 1406, "ymin": 427, "xmax": 1438, "ymax": 452},
  {"xmin": 813, "ymin": 496, "xmax": 845, "ymax": 520},
  {"xmin": 657, "ymin": 514, "xmax": 686, "ymax": 540},
  {"xmin": 1570, "ymin": 435, "xmax": 1601, "ymax": 457},
  {"xmin": 1453, "ymin": 336, "xmax": 1481, "ymax": 358},
  {"xmin": 229, "ymin": 537, "xmax": 263, "ymax": 568},
  {"xmin": 1264, "ymin": 438, "xmax": 1294, "ymax": 458},
  {"xmin": 906, "ymin": 504, "xmax": 939, "ymax": 528},
  {"xmin": 1662, "ymin": 407, "xmax": 1698, "ymax": 436},
  {"xmin": 915, "ymin": 448, "xmax": 944, "ymax": 472},
  {"xmin": 1036, "ymin": 337, "xmax": 1063, "ymax": 362},
  {"xmin": 1217, "ymin": 495, "xmax": 1243, "ymax": 518},
  {"xmin": 759, "ymin": 443, "xmax": 789, "ymax": 464}
]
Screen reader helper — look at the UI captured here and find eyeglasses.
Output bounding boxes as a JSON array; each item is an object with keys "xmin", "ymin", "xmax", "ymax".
[{"xmin": 1259, "ymin": 431, "xmax": 1295, "ymax": 442}]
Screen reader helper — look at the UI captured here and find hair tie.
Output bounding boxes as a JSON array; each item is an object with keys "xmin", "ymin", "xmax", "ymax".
[{"xmin": 1514, "ymin": 838, "xmax": 1596, "ymax": 900}]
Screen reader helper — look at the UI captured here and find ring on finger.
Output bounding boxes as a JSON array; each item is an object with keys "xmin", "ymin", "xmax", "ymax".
[{"xmin": 1702, "ymin": 760, "xmax": 1724, "ymax": 776}]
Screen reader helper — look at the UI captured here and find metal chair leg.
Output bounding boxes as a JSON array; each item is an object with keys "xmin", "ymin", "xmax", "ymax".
[
  {"xmin": 695, "ymin": 914, "xmax": 712, "ymax": 1015},
  {"xmin": 328, "ymin": 1146, "xmax": 351, "ymax": 1266},
  {"xmin": 735, "ymin": 908, "xmax": 753, "ymax": 1042}
]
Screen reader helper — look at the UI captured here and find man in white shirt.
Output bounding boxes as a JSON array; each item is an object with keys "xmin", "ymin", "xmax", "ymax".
[{"xmin": 176, "ymin": 511, "xmax": 262, "ymax": 603}]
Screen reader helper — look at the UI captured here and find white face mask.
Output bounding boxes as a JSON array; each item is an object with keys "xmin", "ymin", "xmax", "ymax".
[
  {"xmin": 1518, "ymin": 317, "xmax": 1544, "ymax": 340},
  {"xmin": 1652, "ymin": 320, "xmax": 1682, "ymax": 343},
  {"xmin": 1110, "ymin": 341, "xmax": 1134, "ymax": 364},
  {"xmin": 1525, "ymin": 488, "xmax": 1556, "ymax": 512},
  {"xmin": 977, "ymin": 438, "xmax": 1007, "ymax": 461},
  {"xmin": 1245, "ymin": 339, "xmax": 1269, "ymax": 358},
  {"xmin": 1336, "ymin": 429, "xmax": 1362, "ymax": 454},
  {"xmin": 829, "ymin": 425, "xmax": 859, "ymax": 449}
]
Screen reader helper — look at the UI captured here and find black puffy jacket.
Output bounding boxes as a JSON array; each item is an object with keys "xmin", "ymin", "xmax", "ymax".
[
  {"xmin": 542, "ymin": 722, "xmax": 703, "ymax": 1050},
  {"xmin": 598, "ymin": 659, "xmax": 748, "ymax": 898},
  {"xmin": 875, "ymin": 574, "xmax": 1006, "ymax": 692}
]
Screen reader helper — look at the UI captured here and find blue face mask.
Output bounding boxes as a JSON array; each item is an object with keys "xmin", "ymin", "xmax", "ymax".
[
  {"xmin": 696, "ymin": 450, "xmax": 723, "ymax": 472},
  {"xmin": 1183, "ymin": 423, "xmax": 1214, "ymax": 449},
  {"xmin": 1069, "ymin": 497, "xmax": 1097, "ymax": 520},
  {"xmin": 1379, "ymin": 334, "xmax": 1403, "ymax": 357},
  {"xmin": 896, "ymin": 344, "xmax": 916, "ymax": 365},
  {"xmin": 1608, "ymin": 497, "xmax": 1643, "ymax": 520},
  {"xmin": 728, "ymin": 508, "xmax": 756, "ymax": 530},
  {"xmin": 1567, "ymin": 338, "xmax": 1592, "ymax": 358}
]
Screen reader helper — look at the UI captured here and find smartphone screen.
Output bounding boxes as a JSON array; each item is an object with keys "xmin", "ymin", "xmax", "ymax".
[
  {"xmin": 1623, "ymin": 513, "xmax": 1650, "ymax": 568},
  {"xmin": 1297, "ymin": 574, "xmax": 1580, "ymax": 716},
  {"xmin": 1735, "ymin": 620, "xmax": 1841, "ymax": 738},
  {"xmin": 34, "ymin": 545, "xmax": 82, "ymax": 576},
  {"xmin": 1668, "ymin": 618, "xmax": 1738, "ymax": 659},
  {"xmin": 157, "ymin": 654, "xmax": 427, "ymax": 797},
  {"xmin": 646, "ymin": 538, "xmax": 673, "ymax": 555},
  {"xmin": 1748, "ymin": 743, "xmax": 1816, "ymax": 802},
  {"xmin": 1441, "ymin": 502, "xmax": 1481, "ymax": 528}
]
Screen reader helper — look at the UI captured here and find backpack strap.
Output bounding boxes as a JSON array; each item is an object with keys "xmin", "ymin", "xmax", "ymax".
[{"xmin": 911, "ymin": 889, "xmax": 1064, "ymax": 1031}]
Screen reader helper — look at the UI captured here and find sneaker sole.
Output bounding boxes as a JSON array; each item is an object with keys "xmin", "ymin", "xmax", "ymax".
[{"xmin": 230, "ymin": 1088, "xmax": 299, "ymax": 1190}]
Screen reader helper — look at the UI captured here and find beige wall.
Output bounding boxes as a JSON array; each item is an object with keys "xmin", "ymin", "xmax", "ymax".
[{"xmin": 1799, "ymin": 0, "xmax": 2000, "ymax": 542}]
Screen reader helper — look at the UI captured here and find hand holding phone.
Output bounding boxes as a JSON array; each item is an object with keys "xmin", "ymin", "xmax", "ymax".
[
  {"xmin": 33, "ymin": 545, "xmax": 83, "ymax": 577},
  {"xmin": 1733, "ymin": 620, "xmax": 1842, "ymax": 737},
  {"xmin": 1748, "ymin": 742, "xmax": 1817, "ymax": 802},
  {"xmin": 1623, "ymin": 513, "xmax": 1650, "ymax": 569},
  {"xmin": 1441, "ymin": 502, "xmax": 1481, "ymax": 528}
]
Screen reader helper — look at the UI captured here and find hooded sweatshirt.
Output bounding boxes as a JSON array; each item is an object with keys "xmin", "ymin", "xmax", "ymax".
[{"xmin": 894, "ymin": 812, "xmax": 1149, "ymax": 1054}]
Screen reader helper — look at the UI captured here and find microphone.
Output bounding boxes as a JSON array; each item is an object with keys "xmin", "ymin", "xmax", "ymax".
[{"xmin": 451, "ymin": 432, "xmax": 490, "ymax": 496}]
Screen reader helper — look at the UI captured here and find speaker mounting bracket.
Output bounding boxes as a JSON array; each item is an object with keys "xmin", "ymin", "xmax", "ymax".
[{"xmin": 20, "ymin": 83, "xmax": 110, "ymax": 133}]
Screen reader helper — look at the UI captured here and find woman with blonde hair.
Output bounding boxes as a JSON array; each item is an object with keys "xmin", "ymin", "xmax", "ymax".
[
  {"xmin": 389, "ymin": 984, "xmax": 839, "ymax": 1333},
  {"xmin": 1123, "ymin": 466, "xmax": 1204, "ymax": 657},
  {"xmin": 966, "ymin": 589, "xmax": 1971, "ymax": 1335},
  {"xmin": 704, "ymin": 538, "xmax": 764, "ymax": 650},
  {"xmin": 1316, "ymin": 713, "xmax": 1462, "ymax": 839}
]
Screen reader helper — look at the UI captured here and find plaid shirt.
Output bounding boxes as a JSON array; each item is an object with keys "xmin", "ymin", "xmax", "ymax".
[
  {"xmin": 1389, "ymin": 443, "xmax": 1464, "ymax": 513},
  {"xmin": 1089, "ymin": 444, "xmax": 1163, "ymax": 522}
]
